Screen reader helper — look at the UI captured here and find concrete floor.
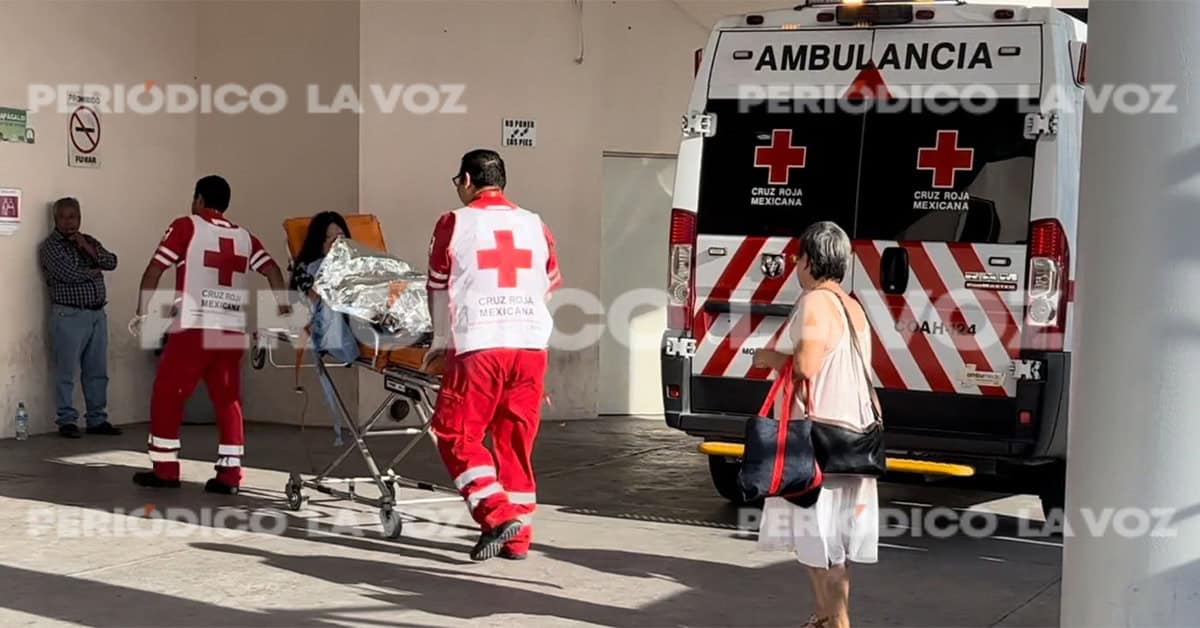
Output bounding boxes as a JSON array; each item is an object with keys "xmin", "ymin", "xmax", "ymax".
[{"xmin": 0, "ymin": 417, "xmax": 1062, "ymax": 627}]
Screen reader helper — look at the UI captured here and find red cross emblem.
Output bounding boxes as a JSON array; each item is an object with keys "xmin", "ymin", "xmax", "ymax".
[
  {"xmin": 917, "ymin": 130, "xmax": 975, "ymax": 189},
  {"xmin": 477, "ymin": 230, "xmax": 533, "ymax": 288},
  {"xmin": 754, "ymin": 129, "xmax": 807, "ymax": 186},
  {"xmin": 203, "ymin": 237, "xmax": 249, "ymax": 287}
]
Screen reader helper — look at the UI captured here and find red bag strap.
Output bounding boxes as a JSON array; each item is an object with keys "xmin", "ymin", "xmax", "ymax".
[{"xmin": 757, "ymin": 360, "xmax": 795, "ymax": 421}]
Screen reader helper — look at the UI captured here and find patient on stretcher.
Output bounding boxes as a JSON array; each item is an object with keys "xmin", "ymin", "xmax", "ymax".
[
  {"xmin": 290, "ymin": 212, "xmax": 440, "ymax": 372},
  {"xmin": 291, "ymin": 211, "xmax": 361, "ymax": 364}
]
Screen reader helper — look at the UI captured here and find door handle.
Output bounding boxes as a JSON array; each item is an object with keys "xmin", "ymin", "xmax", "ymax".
[{"xmin": 880, "ymin": 246, "xmax": 909, "ymax": 295}]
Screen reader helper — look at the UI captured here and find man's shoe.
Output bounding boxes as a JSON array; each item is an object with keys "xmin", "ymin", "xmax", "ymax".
[
  {"xmin": 58, "ymin": 425, "xmax": 81, "ymax": 439},
  {"xmin": 499, "ymin": 546, "xmax": 528, "ymax": 561},
  {"xmin": 86, "ymin": 422, "xmax": 122, "ymax": 435},
  {"xmin": 204, "ymin": 478, "xmax": 239, "ymax": 495},
  {"xmin": 132, "ymin": 471, "xmax": 181, "ymax": 488},
  {"xmin": 469, "ymin": 520, "xmax": 524, "ymax": 562}
]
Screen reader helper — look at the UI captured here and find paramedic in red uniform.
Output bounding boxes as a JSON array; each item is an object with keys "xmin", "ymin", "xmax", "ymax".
[
  {"xmin": 423, "ymin": 149, "xmax": 562, "ymax": 561},
  {"xmin": 130, "ymin": 175, "xmax": 290, "ymax": 494}
]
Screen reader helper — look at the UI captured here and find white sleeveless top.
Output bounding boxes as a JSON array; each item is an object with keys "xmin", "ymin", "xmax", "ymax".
[{"xmin": 776, "ymin": 290, "xmax": 876, "ymax": 431}]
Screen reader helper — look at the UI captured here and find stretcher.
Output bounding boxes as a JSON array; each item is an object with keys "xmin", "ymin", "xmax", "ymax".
[{"xmin": 251, "ymin": 214, "xmax": 454, "ymax": 538}]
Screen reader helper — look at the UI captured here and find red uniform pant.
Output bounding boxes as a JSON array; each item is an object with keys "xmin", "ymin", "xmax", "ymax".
[
  {"xmin": 431, "ymin": 348, "xmax": 546, "ymax": 553},
  {"xmin": 147, "ymin": 328, "xmax": 246, "ymax": 486}
]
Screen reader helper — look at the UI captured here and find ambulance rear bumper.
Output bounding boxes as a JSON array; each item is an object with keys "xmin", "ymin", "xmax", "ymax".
[{"xmin": 661, "ymin": 330, "xmax": 1070, "ymax": 464}]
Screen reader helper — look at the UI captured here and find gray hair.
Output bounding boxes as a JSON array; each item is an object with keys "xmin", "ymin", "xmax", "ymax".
[
  {"xmin": 52, "ymin": 197, "xmax": 80, "ymax": 215},
  {"xmin": 799, "ymin": 221, "xmax": 851, "ymax": 282}
]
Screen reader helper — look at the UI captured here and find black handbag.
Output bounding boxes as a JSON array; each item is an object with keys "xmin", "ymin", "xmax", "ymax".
[
  {"xmin": 808, "ymin": 289, "xmax": 886, "ymax": 477},
  {"xmin": 737, "ymin": 361, "xmax": 823, "ymax": 507}
]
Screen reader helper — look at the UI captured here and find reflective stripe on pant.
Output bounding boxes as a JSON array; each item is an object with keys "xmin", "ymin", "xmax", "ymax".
[
  {"xmin": 432, "ymin": 348, "xmax": 545, "ymax": 539},
  {"xmin": 148, "ymin": 329, "xmax": 247, "ymax": 485}
]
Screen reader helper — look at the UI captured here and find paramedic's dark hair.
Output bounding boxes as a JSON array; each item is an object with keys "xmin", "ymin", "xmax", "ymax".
[
  {"xmin": 458, "ymin": 149, "xmax": 506, "ymax": 189},
  {"xmin": 53, "ymin": 197, "xmax": 80, "ymax": 215},
  {"xmin": 194, "ymin": 175, "xmax": 231, "ymax": 212},
  {"xmin": 799, "ymin": 221, "xmax": 851, "ymax": 283},
  {"xmin": 292, "ymin": 211, "xmax": 353, "ymax": 291}
]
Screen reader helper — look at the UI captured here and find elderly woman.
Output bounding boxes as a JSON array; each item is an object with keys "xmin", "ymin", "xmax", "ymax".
[{"xmin": 752, "ymin": 221, "xmax": 879, "ymax": 628}]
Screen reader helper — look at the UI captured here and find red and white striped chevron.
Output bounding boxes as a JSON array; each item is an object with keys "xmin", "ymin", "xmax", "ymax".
[{"xmin": 691, "ymin": 236, "xmax": 1025, "ymax": 399}]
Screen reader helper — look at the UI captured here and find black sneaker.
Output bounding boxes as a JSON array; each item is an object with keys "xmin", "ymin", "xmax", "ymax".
[
  {"xmin": 469, "ymin": 520, "xmax": 524, "ymax": 562},
  {"xmin": 86, "ymin": 422, "xmax": 123, "ymax": 435},
  {"xmin": 58, "ymin": 425, "xmax": 81, "ymax": 439},
  {"xmin": 132, "ymin": 471, "xmax": 181, "ymax": 488},
  {"xmin": 204, "ymin": 478, "xmax": 239, "ymax": 495}
]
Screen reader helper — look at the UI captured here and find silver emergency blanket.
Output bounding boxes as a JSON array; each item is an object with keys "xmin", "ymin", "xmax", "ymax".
[{"xmin": 312, "ymin": 238, "xmax": 433, "ymax": 337}]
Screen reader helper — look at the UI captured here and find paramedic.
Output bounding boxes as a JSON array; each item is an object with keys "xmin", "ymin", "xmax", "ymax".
[
  {"xmin": 423, "ymin": 149, "xmax": 562, "ymax": 561},
  {"xmin": 129, "ymin": 175, "xmax": 291, "ymax": 494}
]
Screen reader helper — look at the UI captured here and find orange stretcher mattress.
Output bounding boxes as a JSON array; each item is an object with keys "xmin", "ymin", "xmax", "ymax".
[{"xmin": 359, "ymin": 344, "xmax": 445, "ymax": 375}]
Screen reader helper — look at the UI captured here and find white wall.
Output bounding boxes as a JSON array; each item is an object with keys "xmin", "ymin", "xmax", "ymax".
[
  {"xmin": 0, "ymin": 0, "xmax": 792, "ymax": 435},
  {"xmin": 194, "ymin": 0, "xmax": 361, "ymax": 425},
  {"xmin": 0, "ymin": 0, "xmax": 198, "ymax": 436},
  {"xmin": 358, "ymin": 0, "xmax": 780, "ymax": 419}
]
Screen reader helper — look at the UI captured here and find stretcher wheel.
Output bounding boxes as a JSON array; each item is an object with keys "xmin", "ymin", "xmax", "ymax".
[
  {"xmin": 380, "ymin": 506, "xmax": 403, "ymax": 539},
  {"xmin": 389, "ymin": 399, "xmax": 411, "ymax": 422},
  {"xmin": 284, "ymin": 476, "xmax": 305, "ymax": 511}
]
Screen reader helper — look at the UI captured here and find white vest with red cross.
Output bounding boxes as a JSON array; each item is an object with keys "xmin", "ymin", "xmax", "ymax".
[
  {"xmin": 181, "ymin": 216, "xmax": 255, "ymax": 330},
  {"xmin": 154, "ymin": 212, "xmax": 274, "ymax": 332},
  {"xmin": 445, "ymin": 206, "xmax": 554, "ymax": 353}
]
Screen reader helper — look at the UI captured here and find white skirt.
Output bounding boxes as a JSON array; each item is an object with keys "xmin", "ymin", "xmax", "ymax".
[{"xmin": 756, "ymin": 475, "xmax": 879, "ymax": 567}]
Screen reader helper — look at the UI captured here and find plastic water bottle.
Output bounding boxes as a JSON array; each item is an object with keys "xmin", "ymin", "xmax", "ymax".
[{"xmin": 15, "ymin": 402, "xmax": 29, "ymax": 441}]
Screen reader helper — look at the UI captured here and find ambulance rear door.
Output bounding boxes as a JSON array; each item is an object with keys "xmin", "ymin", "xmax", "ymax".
[
  {"xmin": 852, "ymin": 25, "xmax": 1041, "ymax": 434},
  {"xmin": 691, "ymin": 27, "xmax": 871, "ymax": 411}
]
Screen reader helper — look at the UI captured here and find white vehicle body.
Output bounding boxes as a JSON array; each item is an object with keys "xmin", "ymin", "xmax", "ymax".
[{"xmin": 661, "ymin": 2, "xmax": 1088, "ymax": 495}]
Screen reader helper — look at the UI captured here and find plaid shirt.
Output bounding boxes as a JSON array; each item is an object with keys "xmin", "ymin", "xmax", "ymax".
[{"xmin": 39, "ymin": 231, "xmax": 118, "ymax": 309}]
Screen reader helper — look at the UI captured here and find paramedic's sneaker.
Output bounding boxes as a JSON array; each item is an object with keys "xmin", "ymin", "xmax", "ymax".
[
  {"xmin": 86, "ymin": 422, "xmax": 122, "ymax": 435},
  {"xmin": 132, "ymin": 471, "xmax": 181, "ymax": 489},
  {"xmin": 203, "ymin": 478, "xmax": 239, "ymax": 495},
  {"xmin": 469, "ymin": 520, "xmax": 524, "ymax": 561},
  {"xmin": 499, "ymin": 546, "xmax": 528, "ymax": 561}
]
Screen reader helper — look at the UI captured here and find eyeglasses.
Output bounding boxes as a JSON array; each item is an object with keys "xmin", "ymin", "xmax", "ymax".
[{"xmin": 451, "ymin": 174, "xmax": 464, "ymax": 186}]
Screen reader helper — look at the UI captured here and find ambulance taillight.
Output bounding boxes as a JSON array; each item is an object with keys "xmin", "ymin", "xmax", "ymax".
[
  {"xmin": 1025, "ymin": 219, "xmax": 1070, "ymax": 351},
  {"xmin": 694, "ymin": 48, "xmax": 702, "ymax": 77},
  {"xmin": 668, "ymin": 208, "xmax": 697, "ymax": 331}
]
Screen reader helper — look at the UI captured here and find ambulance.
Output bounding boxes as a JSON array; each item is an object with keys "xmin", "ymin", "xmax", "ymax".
[{"xmin": 660, "ymin": 0, "xmax": 1087, "ymax": 514}]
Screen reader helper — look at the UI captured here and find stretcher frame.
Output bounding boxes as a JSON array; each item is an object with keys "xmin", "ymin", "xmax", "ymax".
[{"xmin": 251, "ymin": 214, "xmax": 457, "ymax": 538}]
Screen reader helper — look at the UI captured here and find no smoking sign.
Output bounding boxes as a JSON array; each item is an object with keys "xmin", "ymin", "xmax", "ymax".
[{"xmin": 68, "ymin": 104, "xmax": 101, "ymax": 169}]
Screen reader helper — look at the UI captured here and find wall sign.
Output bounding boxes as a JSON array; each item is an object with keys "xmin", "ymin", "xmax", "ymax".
[
  {"xmin": 502, "ymin": 118, "xmax": 536, "ymax": 148},
  {"xmin": 68, "ymin": 96, "xmax": 101, "ymax": 168},
  {"xmin": 0, "ymin": 188, "xmax": 21, "ymax": 236},
  {"xmin": 0, "ymin": 107, "xmax": 34, "ymax": 144}
]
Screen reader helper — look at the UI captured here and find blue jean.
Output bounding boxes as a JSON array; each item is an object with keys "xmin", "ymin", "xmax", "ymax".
[
  {"xmin": 310, "ymin": 298, "xmax": 360, "ymax": 445},
  {"xmin": 51, "ymin": 305, "xmax": 109, "ymax": 427}
]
